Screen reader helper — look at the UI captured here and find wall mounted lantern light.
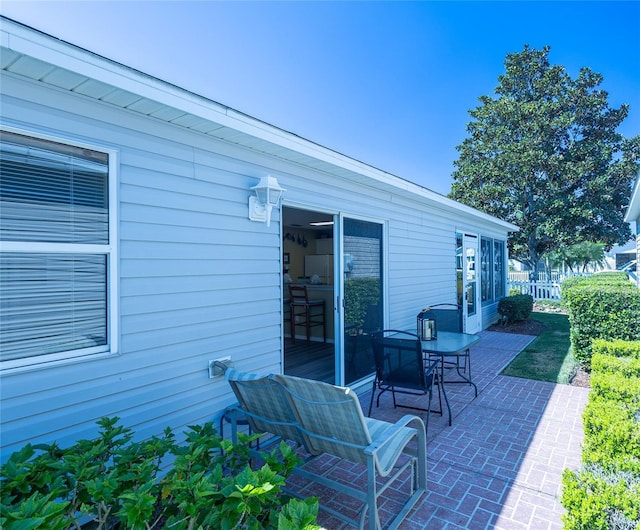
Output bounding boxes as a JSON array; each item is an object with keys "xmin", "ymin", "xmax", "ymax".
[{"xmin": 248, "ymin": 175, "xmax": 286, "ymax": 227}]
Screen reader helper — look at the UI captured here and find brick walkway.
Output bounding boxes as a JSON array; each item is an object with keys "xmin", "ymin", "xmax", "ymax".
[{"xmin": 315, "ymin": 330, "xmax": 590, "ymax": 529}]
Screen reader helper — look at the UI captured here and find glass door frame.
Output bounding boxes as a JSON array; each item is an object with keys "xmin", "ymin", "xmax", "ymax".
[
  {"xmin": 335, "ymin": 213, "xmax": 387, "ymax": 386},
  {"xmin": 457, "ymin": 231, "xmax": 481, "ymax": 333},
  {"xmin": 280, "ymin": 203, "xmax": 338, "ymax": 383}
]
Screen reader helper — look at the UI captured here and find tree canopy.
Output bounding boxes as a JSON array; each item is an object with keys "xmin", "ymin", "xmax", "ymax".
[
  {"xmin": 449, "ymin": 45, "xmax": 639, "ymax": 274},
  {"xmin": 547, "ymin": 241, "xmax": 607, "ymax": 274}
]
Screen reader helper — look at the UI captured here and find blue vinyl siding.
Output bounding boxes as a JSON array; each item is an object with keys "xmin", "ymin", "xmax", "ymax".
[{"xmin": 0, "ymin": 46, "xmax": 513, "ymax": 459}]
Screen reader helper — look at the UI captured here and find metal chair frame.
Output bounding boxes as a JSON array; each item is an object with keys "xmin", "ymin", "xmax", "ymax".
[
  {"xmin": 423, "ymin": 304, "xmax": 476, "ymax": 396},
  {"xmin": 368, "ymin": 330, "xmax": 443, "ymax": 433},
  {"xmin": 225, "ymin": 369, "xmax": 427, "ymax": 530}
]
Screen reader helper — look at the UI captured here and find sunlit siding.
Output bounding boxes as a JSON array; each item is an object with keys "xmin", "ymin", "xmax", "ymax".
[
  {"xmin": 0, "ymin": 70, "xmax": 513, "ymax": 459},
  {"xmin": 0, "ymin": 76, "xmax": 286, "ymax": 454}
]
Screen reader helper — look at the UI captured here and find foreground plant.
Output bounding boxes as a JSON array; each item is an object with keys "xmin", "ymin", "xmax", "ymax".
[
  {"xmin": 0, "ymin": 417, "xmax": 320, "ymax": 529},
  {"xmin": 562, "ymin": 339, "xmax": 640, "ymax": 530}
]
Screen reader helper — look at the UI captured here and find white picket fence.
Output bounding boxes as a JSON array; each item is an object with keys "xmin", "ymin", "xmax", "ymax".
[
  {"xmin": 508, "ymin": 271, "xmax": 566, "ymax": 283},
  {"xmin": 507, "ymin": 280, "xmax": 562, "ymax": 301},
  {"xmin": 506, "ymin": 271, "xmax": 598, "ymax": 300}
]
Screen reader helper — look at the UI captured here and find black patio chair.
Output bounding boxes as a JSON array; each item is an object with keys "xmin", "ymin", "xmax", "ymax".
[
  {"xmin": 423, "ymin": 303, "xmax": 472, "ymax": 377},
  {"xmin": 368, "ymin": 330, "xmax": 442, "ymax": 433}
]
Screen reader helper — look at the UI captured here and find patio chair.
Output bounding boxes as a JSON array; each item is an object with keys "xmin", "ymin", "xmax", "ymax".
[
  {"xmin": 368, "ymin": 330, "xmax": 443, "ymax": 432},
  {"xmin": 225, "ymin": 369, "xmax": 427, "ymax": 530},
  {"xmin": 423, "ymin": 304, "xmax": 475, "ymax": 394},
  {"xmin": 224, "ymin": 368, "xmax": 308, "ymax": 451}
]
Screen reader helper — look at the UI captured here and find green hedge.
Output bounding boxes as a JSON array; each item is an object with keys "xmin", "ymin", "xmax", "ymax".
[
  {"xmin": 592, "ymin": 339, "xmax": 640, "ymax": 361},
  {"xmin": 562, "ymin": 276, "xmax": 640, "ymax": 369},
  {"xmin": 344, "ymin": 277, "xmax": 380, "ymax": 331},
  {"xmin": 591, "ymin": 354, "xmax": 640, "ymax": 380},
  {"xmin": 562, "ymin": 339, "xmax": 640, "ymax": 529},
  {"xmin": 497, "ymin": 294, "xmax": 533, "ymax": 323},
  {"xmin": 562, "ymin": 465, "xmax": 640, "ymax": 530},
  {"xmin": 590, "ymin": 370, "xmax": 640, "ymax": 404},
  {"xmin": 581, "ymin": 398, "xmax": 640, "ymax": 474}
]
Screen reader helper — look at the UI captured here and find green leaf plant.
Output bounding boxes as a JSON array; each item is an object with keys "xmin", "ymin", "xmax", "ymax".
[
  {"xmin": 0, "ymin": 418, "xmax": 319, "ymax": 530},
  {"xmin": 562, "ymin": 339, "xmax": 640, "ymax": 529}
]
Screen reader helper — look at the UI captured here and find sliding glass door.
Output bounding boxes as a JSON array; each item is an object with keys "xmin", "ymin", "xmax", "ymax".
[{"xmin": 341, "ymin": 217, "xmax": 384, "ymax": 386}]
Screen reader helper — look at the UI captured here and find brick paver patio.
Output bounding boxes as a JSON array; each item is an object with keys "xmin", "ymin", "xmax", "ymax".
[{"xmin": 314, "ymin": 330, "xmax": 590, "ymax": 529}]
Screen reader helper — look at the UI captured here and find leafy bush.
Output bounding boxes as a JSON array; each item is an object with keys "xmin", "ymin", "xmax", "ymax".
[
  {"xmin": 590, "ymin": 370, "xmax": 640, "ymax": 405},
  {"xmin": 581, "ymin": 399, "xmax": 640, "ymax": 475},
  {"xmin": 497, "ymin": 294, "xmax": 533, "ymax": 323},
  {"xmin": 562, "ymin": 339, "xmax": 640, "ymax": 529},
  {"xmin": 562, "ymin": 276, "xmax": 640, "ymax": 369},
  {"xmin": 592, "ymin": 339, "xmax": 640, "ymax": 361},
  {"xmin": 591, "ymin": 355, "xmax": 640, "ymax": 380},
  {"xmin": 344, "ymin": 278, "xmax": 380, "ymax": 331},
  {"xmin": 562, "ymin": 464, "xmax": 640, "ymax": 530},
  {"xmin": 0, "ymin": 417, "xmax": 320, "ymax": 530}
]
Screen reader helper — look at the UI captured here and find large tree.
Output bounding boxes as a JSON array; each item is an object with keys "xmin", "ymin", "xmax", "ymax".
[{"xmin": 449, "ymin": 45, "xmax": 639, "ymax": 275}]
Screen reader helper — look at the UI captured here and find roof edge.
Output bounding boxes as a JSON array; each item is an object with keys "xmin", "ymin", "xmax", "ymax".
[
  {"xmin": 1, "ymin": 15, "xmax": 518, "ymax": 232},
  {"xmin": 624, "ymin": 173, "xmax": 640, "ymax": 222}
]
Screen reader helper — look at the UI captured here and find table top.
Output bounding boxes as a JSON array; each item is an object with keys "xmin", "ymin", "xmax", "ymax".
[{"xmin": 415, "ymin": 330, "xmax": 481, "ymax": 355}]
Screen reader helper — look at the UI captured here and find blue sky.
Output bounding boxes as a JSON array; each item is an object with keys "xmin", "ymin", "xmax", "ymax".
[{"xmin": 2, "ymin": 1, "xmax": 639, "ymax": 195}]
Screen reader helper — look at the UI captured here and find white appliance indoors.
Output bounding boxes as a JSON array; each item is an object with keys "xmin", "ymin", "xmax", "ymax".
[{"xmin": 304, "ymin": 255, "xmax": 333, "ymax": 285}]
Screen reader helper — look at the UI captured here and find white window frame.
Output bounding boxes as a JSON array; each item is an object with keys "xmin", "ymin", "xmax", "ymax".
[
  {"xmin": 493, "ymin": 239, "xmax": 506, "ymax": 300},
  {"xmin": 479, "ymin": 236, "xmax": 507, "ymax": 305},
  {"xmin": 480, "ymin": 236, "xmax": 494, "ymax": 305},
  {"xmin": 0, "ymin": 126, "xmax": 119, "ymax": 373}
]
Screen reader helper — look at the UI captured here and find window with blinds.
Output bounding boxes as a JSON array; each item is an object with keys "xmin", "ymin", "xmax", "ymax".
[{"xmin": 0, "ymin": 130, "xmax": 112, "ymax": 369}]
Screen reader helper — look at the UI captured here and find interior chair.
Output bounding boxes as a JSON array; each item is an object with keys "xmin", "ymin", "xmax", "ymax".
[
  {"xmin": 368, "ymin": 330, "xmax": 442, "ymax": 433},
  {"xmin": 283, "ymin": 296, "xmax": 291, "ymax": 327},
  {"xmin": 423, "ymin": 304, "xmax": 476, "ymax": 396},
  {"xmin": 288, "ymin": 284, "xmax": 326, "ymax": 343}
]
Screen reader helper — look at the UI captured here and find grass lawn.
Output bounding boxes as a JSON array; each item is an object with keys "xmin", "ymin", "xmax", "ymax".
[{"xmin": 501, "ymin": 311, "xmax": 577, "ymax": 384}]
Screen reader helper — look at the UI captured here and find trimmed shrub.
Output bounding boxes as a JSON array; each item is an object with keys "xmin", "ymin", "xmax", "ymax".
[
  {"xmin": 562, "ymin": 276, "xmax": 640, "ymax": 369},
  {"xmin": 592, "ymin": 339, "xmax": 640, "ymax": 361},
  {"xmin": 591, "ymin": 354, "xmax": 640, "ymax": 380},
  {"xmin": 562, "ymin": 464, "xmax": 640, "ymax": 530},
  {"xmin": 590, "ymin": 370, "xmax": 640, "ymax": 404},
  {"xmin": 497, "ymin": 294, "xmax": 533, "ymax": 323},
  {"xmin": 581, "ymin": 398, "xmax": 640, "ymax": 474},
  {"xmin": 562, "ymin": 337, "xmax": 640, "ymax": 529}
]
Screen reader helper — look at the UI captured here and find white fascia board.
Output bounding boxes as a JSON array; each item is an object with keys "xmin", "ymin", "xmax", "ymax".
[
  {"xmin": 1, "ymin": 20, "xmax": 229, "ymax": 117},
  {"xmin": 1, "ymin": 20, "xmax": 377, "ymax": 177},
  {"xmin": 624, "ymin": 174, "xmax": 640, "ymax": 223},
  {"xmin": 448, "ymin": 203, "xmax": 519, "ymax": 233},
  {"xmin": 1, "ymin": 17, "xmax": 518, "ymax": 233},
  {"xmin": 1, "ymin": 20, "xmax": 342, "ymax": 157}
]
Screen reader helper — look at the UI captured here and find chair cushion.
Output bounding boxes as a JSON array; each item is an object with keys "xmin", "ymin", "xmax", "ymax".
[
  {"xmin": 365, "ymin": 417, "xmax": 419, "ymax": 475},
  {"xmin": 226, "ymin": 369, "xmax": 304, "ymax": 448}
]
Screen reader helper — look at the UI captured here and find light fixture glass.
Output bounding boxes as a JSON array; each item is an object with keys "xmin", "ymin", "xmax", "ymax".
[{"xmin": 248, "ymin": 175, "xmax": 286, "ymax": 227}]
